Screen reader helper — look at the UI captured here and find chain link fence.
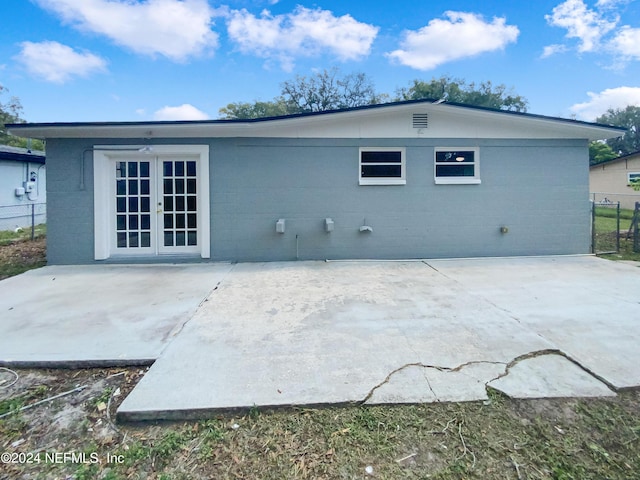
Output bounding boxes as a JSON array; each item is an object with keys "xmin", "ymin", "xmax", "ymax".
[
  {"xmin": 591, "ymin": 198, "xmax": 640, "ymax": 255},
  {"xmin": 0, "ymin": 203, "xmax": 47, "ymax": 240}
]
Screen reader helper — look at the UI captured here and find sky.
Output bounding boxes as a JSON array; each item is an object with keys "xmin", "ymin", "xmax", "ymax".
[{"xmin": 2, "ymin": 0, "xmax": 640, "ymax": 124}]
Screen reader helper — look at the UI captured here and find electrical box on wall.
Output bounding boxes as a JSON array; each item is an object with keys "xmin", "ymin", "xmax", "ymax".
[{"xmin": 15, "ymin": 187, "xmax": 25, "ymax": 197}]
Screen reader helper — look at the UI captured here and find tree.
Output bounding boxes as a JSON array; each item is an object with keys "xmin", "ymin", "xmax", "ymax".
[
  {"xmin": 396, "ymin": 75, "xmax": 528, "ymax": 112},
  {"xmin": 0, "ymin": 85, "xmax": 44, "ymax": 151},
  {"xmin": 589, "ymin": 141, "xmax": 617, "ymax": 165},
  {"xmin": 595, "ymin": 106, "xmax": 640, "ymax": 156},
  {"xmin": 219, "ymin": 99, "xmax": 290, "ymax": 120},
  {"xmin": 219, "ymin": 68, "xmax": 380, "ymax": 119}
]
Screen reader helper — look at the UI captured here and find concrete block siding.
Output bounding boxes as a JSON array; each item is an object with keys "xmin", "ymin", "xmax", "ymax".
[{"xmin": 45, "ymin": 137, "xmax": 589, "ymax": 264}]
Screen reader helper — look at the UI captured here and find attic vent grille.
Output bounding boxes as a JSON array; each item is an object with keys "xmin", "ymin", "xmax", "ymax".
[{"xmin": 413, "ymin": 113, "xmax": 428, "ymax": 128}]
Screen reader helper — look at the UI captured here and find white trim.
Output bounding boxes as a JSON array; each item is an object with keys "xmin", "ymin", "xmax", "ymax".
[
  {"xmin": 627, "ymin": 172, "xmax": 640, "ymax": 185},
  {"xmin": 359, "ymin": 147, "xmax": 406, "ymax": 186},
  {"xmin": 434, "ymin": 147, "xmax": 480, "ymax": 185},
  {"xmin": 93, "ymin": 144, "xmax": 210, "ymax": 260}
]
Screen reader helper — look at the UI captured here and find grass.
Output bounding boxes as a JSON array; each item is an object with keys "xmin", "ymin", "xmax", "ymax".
[
  {"xmin": 593, "ymin": 207, "xmax": 640, "ymax": 260},
  {"xmin": 0, "ymin": 224, "xmax": 46, "ymax": 246}
]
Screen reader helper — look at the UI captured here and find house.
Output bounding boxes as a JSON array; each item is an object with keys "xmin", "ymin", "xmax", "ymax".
[
  {"xmin": 0, "ymin": 145, "xmax": 46, "ymax": 231},
  {"xmin": 7, "ymin": 99, "xmax": 624, "ymax": 265},
  {"xmin": 590, "ymin": 150, "xmax": 640, "ymax": 210}
]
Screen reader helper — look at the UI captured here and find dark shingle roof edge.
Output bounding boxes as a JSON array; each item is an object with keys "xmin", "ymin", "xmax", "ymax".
[
  {"xmin": 5, "ymin": 99, "xmax": 627, "ymax": 132},
  {"xmin": 0, "ymin": 145, "xmax": 46, "ymax": 164}
]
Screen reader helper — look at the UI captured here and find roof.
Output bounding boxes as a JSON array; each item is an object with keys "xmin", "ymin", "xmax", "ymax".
[
  {"xmin": 6, "ymin": 99, "xmax": 626, "ymax": 142},
  {"xmin": 0, "ymin": 145, "xmax": 46, "ymax": 164},
  {"xmin": 589, "ymin": 149, "xmax": 640, "ymax": 169}
]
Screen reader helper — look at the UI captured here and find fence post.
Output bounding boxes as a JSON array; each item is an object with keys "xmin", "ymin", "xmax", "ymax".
[
  {"xmin": 616, "ymin": 202, "xmax": 621, "ymax": 252},
  {"xmin": 31, "ymin": 203, "xmax": 35, "ymax": 241},
  {"xmin": 591, "ymin": 200, "xmax": 596, "ymax": 254},
  {"xmin": 635, "ymin": 202, "xmax": 640, "ymax": 254}
]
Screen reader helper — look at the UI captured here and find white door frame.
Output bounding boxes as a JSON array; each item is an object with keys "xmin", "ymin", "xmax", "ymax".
[{"xmin": 93, "ymin": 144, "xmax": 210, "ymax": 260}]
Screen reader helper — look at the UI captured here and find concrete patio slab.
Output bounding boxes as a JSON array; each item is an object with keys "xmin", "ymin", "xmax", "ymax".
[
  {"xmin": 0, "ymin": 264, "xmax": 233, "ymax": 366},
  {"xmin": 488, "ymin": 353, "xmax": 616, "ymax": 399},
  {"xmin": 428, "ymin": 256, "xmax": 640, "ymax": 389},
  {"xmin": 118, "ymin": 260, "xmax": 563, "ymax": 421}
]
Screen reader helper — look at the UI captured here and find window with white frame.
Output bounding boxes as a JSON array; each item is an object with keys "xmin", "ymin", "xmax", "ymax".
[
  {"xmin": 359, "ymin": 147, "xmax": 406, "ymax": 185},
  {"xmin": 628, "ymin": 172, "xmax": 640, "ymax": 185},
  {"xmin": 434, "ymin": 148, "xmax": 480, "ymax": 184}
]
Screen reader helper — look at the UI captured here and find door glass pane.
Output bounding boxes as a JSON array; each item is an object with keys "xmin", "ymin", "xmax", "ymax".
[
  {"xmin": 187, "ymin": 179, "xmax": 196, "ymax": 194},
  {"xmin": 140, "ymin": 162, "xmax": 150, "ymax": 177},
  {"xmin": 164, "ymin": 214, "xmax": 173, "ymax": 229},
  {"xmin": 164, "ymin": 179, "xmax": 173, "ymax": 194},
  {"xmin": 117, "ymin": 215, "xmax": 126, "ymax": 230},
  {"xmin": 128, "ymin": 162, "xmax": 137, "ymax": 177},
  {"xmin": 164, "ymin": 196, "xmax": 173, "ymax": 211},
  {"xmin": 187, "ymin": 213, "xmax": 197, "ymax": 228},
  {"xmin": 129, "ymin": 215, "xmax": 138, "ymax": 230},
  {"xmin": 117, "ymin": 233, "xmax": 127, "ymax": 248},
  {"xmin": 141, "ymin": 215, "xmax": 150, "ymax": 230},
  {"xmin": 175, "ymin": 179, "xmax": 185, "ymax": 194},
  {"xmin": 164, "ymin": 232, "xmax": 174, "ymax": 246},
  {"xmin": 140, "ymin": 197, "xmax": 150, "ymax": 213},
  {"xmin": 176, "ymin": 196, "xmax": 185, "ymax": 212},
  {"xmin": 163, "ymin": 161, "xmax": 172, "ymax": 176},
  {"xmin": 176, "ymin": 231, "xmax": 186, "ymax": 246},
  {"xmin": 128, "ymin": 179, "xmax": 138, "ymax": 195},
  {"xmin": 176, "ymin": 214, "xmax": 185, "ymax": 228},
  {"xmin": 187, "ymin": 196, "xmax": 196, "ymax": 211},
  {"xmin": 140, "ymin": 179, "xmax": 150, "ymax": 195},
  {"xmin": 129, "ymin": 232, "xmax": 139, "ymax": 247},
  {"xmin": 117, "ymin": 180, "xmax": 126, "ymax": 195},
  {"xmin": 175, "ymin": 161, "xmax": 184, "ymax": 176},
  {"xmin": 141, "ymin": 232, "xmax": 151, "ymax": 247},
  {"xmin": 188, "ymin": 231, "xmax": 197, "ymax": 245},
  {"xmin": 187, "ymin": 161, "xmax": 196, "ymax": 177}
]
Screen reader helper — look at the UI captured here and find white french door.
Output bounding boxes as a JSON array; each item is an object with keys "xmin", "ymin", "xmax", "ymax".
[{"xmin": 94, "ymin": 145, "xmax": 210, "ymax": 260}]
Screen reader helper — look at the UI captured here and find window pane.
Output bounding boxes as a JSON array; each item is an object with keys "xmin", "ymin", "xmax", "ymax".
[
  {"xmin": 140, "ymin": 162, "xmax": 149, "ymax": 177},
  {"xmin": 141, "ymin": 215, "xmax": 151, "ymax": 230},
  {"xmin": 176, "ymin": 214, "xmax": 186, "ymax": 228},
  {"xmin": 361, "ymin": 164, "xmax": 402, "ymax": 178},
  {"xmin": 117, "ymin": 233, "xmax": 127, "ymax": 248},
  {"xmin": 187, "ymin": 196, "xmax": 197, "ymax": 211},
  {"xmin": 164, "ymin": 196, "xmax": 173, "ymax": 211},
  {"xmin": 164, "ymin": 179, "xmax": 173, "ymax": 194},
  {"xmin": 435, "ymin": 164, "xmax": 475, "ymax": 177},
  {"xmin": 129, "ymin": 215, "xmax": 138, "ymax": 230},
  {"xmin": 141, "ymin": 232, "xmax": 151, "ymax": 247},
  {"xmin": 176, "ymin": 231, "xmax": 186, "ymax": 246},
  {"xmin": 128, "ymin": 179, "xmax": 138, "ymax": 195},
  {"xmin": 129, "ymin": 232, "xmax": 139, "ymax": 248},
  {"xmin": 187, "ymin": 213, "xmax": 197, "ymax": 228},
  {"xmin": 187, "ymin": 179, "xmax": 197, "ymax": 194},
  {"xmin": 436, "ymin": 151, "xmax": 474, "ymax": 163},
  {"xmin": 117, "ymin": 215, "xmax": 126, "ymax": 231},
  {"xmin": 128, "ymin": 162, "xmax": 138, "ymax": 177},
  {"xmin": 361, "ymin": 151, "xmax": 402, "ymax": 163},
  {"xmin": 188, "ymin": 231, "xmax": 197, "ymax": 246},
  {"xmin": 140, "ymin": 179, "xmax": 150, "ymax": 195},
  {"xmin": 175, "ymin": 179, "xmax": 185, "ymax": 194},
  {"xmin": 128, "ymin": 197, "xmax": 138, "ymax": 212},
  {"xmin": 176, "ymin": 196, "xmax": 185, "ymax": 212},
  {"xmin": 116, "ymin": 162, "xmax": 126, "ymax": 178},
  {"xmin": 175, "ymin": 161, "xmax": 184, "ymax": 176},
  {"xmin": 140, "ymin": 197, "xmax": 150, "ymax": 213},
  {"xmin": 163, "ymin": 161, "xmax": 172, "ymax": 176},
  {"xmin": 117, "ymin": 198, "xmax": 126, "ymax": 213},
  {"xmin": 187, "ymin": 161, "xmax": 196, "ymax": 176},
  {"xmin": 164, "ymin": 232, "xmax": 174, "ymax": 246},
  {"xmin": 164, "ymin": 214, "xmax": 173, "ymax": 229},
  {"xmin": 117, "ymin": 180, "xmax": 126, "ymax": 195}
]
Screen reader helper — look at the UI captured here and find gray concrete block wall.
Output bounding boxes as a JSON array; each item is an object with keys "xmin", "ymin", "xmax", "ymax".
[{"xmin": 43, "ymin": 137, "xmax": 590, "ymax": 264}]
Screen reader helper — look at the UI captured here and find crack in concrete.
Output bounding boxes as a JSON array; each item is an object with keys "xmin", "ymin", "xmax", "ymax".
[
  {"xmin": 359, "ymin": 359, "xmax": 506, "ymax": 405},
  {"xmin": 360, "ymin": 348, "xmax": 617, "ymax": 405}
]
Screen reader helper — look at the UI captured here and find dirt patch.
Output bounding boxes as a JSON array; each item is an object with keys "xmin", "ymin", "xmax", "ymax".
[
  {"xmin": 0, "ymin": 367, "xmax": 638, "ymax": 480},
  {"xmin": 0, "ymin": 237, "xmax": 46, "ymax": 280}
]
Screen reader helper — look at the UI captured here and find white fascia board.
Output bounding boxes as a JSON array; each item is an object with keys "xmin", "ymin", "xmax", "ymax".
[{"xmin": 8, "ymin": 102, "xmax": 624, "ymax": 141}]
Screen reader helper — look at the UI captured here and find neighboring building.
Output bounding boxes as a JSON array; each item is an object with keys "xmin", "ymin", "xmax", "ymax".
[
  {"xmin": 590, "ymin": 150, "xmax": 640, "ymax": 210},
  {"xmin": 0, "ymin": 145, "xmax": 46, "ymax": 231},
  {"xmin": 8, "ymin": 100, "xmax": 623, "ymax": 265}
]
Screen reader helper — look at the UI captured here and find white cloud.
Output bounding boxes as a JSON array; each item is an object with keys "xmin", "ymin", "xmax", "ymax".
[
  {"xmin": 386, "ymin": 11, "xmax": 519, "ymax": 70},
  {"xmin": 153, "ymin": 104, "xmax": 208, "ymax": 120},
  {"xmin": 16, "ymin": 41, "xmax": 107, "ymax": 83},
  {"xmin": 541, "ymin": 43, "xmax": 569, "ymax": 58},
  {"xmin": 610, "ymin": 26, "xmax": 640, "ymax": 60},
  {"xmin": 34, "ymin": 0, "xmax": 219, "ymax": 62},
  {"xmin": 226, "ymin": 6, "xmax": 378, "ymax": 70},
  {"xmin": 545, "ymin": 0, "xmax": 617, "ymax": 53},
  {"xmin": 570, "ymin": 86, "xmax": 640, "ymax": 120}
]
